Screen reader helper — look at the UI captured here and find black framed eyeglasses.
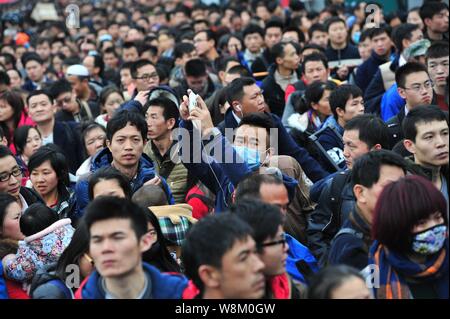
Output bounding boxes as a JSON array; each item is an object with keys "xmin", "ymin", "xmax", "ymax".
[
  {"xmin": 258, "ymin": 233, "xmax": 287, "ymax": 249},
  {"xmin": 0, "ymin": 166, "xmax": 22, "ymax": 183}
]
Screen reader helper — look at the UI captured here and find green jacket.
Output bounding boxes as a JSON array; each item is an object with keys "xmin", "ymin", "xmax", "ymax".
[{"xmin": 144, "ymin": 141, "xmax": 189, "ymax": 204}]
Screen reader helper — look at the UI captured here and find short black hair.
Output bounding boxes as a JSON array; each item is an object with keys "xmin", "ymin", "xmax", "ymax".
[
  {"xmin": 359, "ymin": 28, "xmax": 374, "ymax": 43},
  {"xmin": 106, "ymin": 109, "xmax": 147, "ymax": 141},
  {"xmin": 26, "ymin": 89, "xmax": 54, "ymax": 106},
  {"xmin": 0, "ymin": 71, "xmax": 10, "ymax": 86},
  {"xmin": 0, "ymin": 144, "xmax": 14, "ymax": 160},
  {"xmin": 391, "ymin": 24, "xmax": 421, "ymax": 53},
  {"xmin": 369, "ymin": 25, "xmax": 392, "ymax": 39},
  {"xmin": 352, "ymin": 150, "xmax": 407, "ymax": 188},
  {"xmin": 130, "ymin": 59, "xmax": 155, "ymax": 79},
  {"xmin": 21, "ymin": 52, "xmax": 44, "ymax": 67},
  {"xmin": 302, "ymin": 52, "xmax": 328, "ymax": 72},
  {"xmin": 300, "ymin": 44, "xmax": 326, "ymax": 55},
  {"xmin": 181, "ymin": 213, "xmax": 254, "ymax": 293},
  {"xmin": 145, "ymin": 97, "xmax": 179, "ymax": 122},
  {"xmin": 173, "ymin": 42, "xmax": 195, "ymax": 60},
  {"xmin": 227, "ymin": 65, "xmax": 251, "ymax": 77},
  {"xmin": 329, "ymin": 84, "xmax": 363, "ymax": 119},
  {"xmin": 84, "ymin": 196, "xmax": 149, "ymax": 241},
  {"xmin": 308, "ymin": 23, "xmax": 326, "ymax": 40},
  {"xmin": 325, "ymin": 17, "xmax": 346, "ymax": 32},
  {"xmin": 238, "ymin": 113, "xmax": 275, "ymax": 147},
  {"xmin": 88, "ymin": 166, "xmax": 131, "ymax": 200},
  {"xmin": 28, "ymin": 144, "xmax": 70, "ymax": 189},
  {"xmin": 403, "ymin": 105, "xmax": 448, "ymax": 142},
  {"xmin": 194, "ymin": 29, "xmax": 216, "ymax": 45},
  {"xmin": 344, "ymin": 114, "xmax": 390, "ymax": 149},
  {"xmin": 49, "ymin": 79, "xmax": 72, "ymax": 99},
  {"xmin": 226, "ymin": 77, "xmax": 256, "ymax": 106},
  {"xmin": 283, "ymin": 26, "xmax": 306, "ymax": 44},
  {"xmin": 229, "ymin": 200, "xmax": 282, "ymax": 252},
  {"xmin": 216, "ymin": 56, "xmax": 239, "ymax": 73},
  {"xmin": 420, "ymin": 1, "xmax": 449, "ymax": 22},
  {"xmin": 264, "ymin": 18, "xmax": 284, "ymax": 33},
  {"xmin": 426, "ymin": 41, "xmax": 449, "ymax": 64},
  {"xmin": 271, "ymin": 41, "xmax": 301, "ymax": 61},
  {"xmin": 395, "ymin": 62, "xmax": 429, "ymax": 89},
  {"xmin": 184, "ymin": 58, "xmax": 207, "ymax": 77},
  {"xmin": 243, "ymin": 24, "xmax": 264, "ymax": 39},
  {"xmin": 235, "ymin": 173, "xmax": 284, "ymax": 203},
  {"xmin": 13, "ymin": 125, "xmax": 41, "ymax": 156},
  {"xmin": 20, "ymin": 203, "xmax": 59, "ymax": 237}
]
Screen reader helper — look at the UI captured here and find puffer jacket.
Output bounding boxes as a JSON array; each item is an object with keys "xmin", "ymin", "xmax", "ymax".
[{"xmin": 3, "ymin": 219, "xmax": 74, "ymax": 282}]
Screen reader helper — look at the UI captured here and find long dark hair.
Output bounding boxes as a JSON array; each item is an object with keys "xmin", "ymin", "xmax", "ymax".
[
  {"xmin": 142, "ymin": 208, "xmax": 181, "ymax": 273},
  {"xmin": 0, "ymin": 90, "xmax": 26, "ymax": 145},
  {"xmin": 13, "ymin": 125, "xmax": 41, "ymax": 155},
  {"xmin": 295, "ymin": 80, "xmax": 337, "ymax": 115}
]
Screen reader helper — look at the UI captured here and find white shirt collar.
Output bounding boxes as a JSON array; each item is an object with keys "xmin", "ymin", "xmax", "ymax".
[{"xmin": 232, "ymin": 111, "xmax": 241, "ymax": 124}]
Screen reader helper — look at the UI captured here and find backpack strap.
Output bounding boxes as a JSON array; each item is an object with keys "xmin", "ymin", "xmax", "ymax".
[
  {"xmin": 333, "ymin": 227, "xmax": 364, "ymax": 240},
  {"xmin": 329, "ymin": 171, "xmax": 352, "ymax": 218}
]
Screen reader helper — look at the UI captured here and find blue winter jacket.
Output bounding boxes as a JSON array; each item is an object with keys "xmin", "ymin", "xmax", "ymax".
[
  {"xmin": 217, "ymin": 108, "xmax": 329, "ymax": 182},
  {"xmin": 75, "ymin": 147, "xmax": 174, "ymax": 219},
  {"xmin": 285, "ymin": 234, "xmax": 319, "ymax": 284},
  {"xmin": 380, "ymin": 83, "xmax": 405, "ymax": 121},
  {"xmin": 79, "ymin": 262, "xmax": 188, "ymax": 299},
  {"xmin": 0, "ymin": 263, "xmax": 7, "ymax": 299},
  {"xmin": 178, "ymin": 120, "xmax": 299, "ymax": 212}
]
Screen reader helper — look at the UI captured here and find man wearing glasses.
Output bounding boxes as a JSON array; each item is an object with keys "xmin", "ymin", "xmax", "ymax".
[
  {"xmin": 0, "ymin": 146, "xmax": 43, "ymax": 212},
  {"xmin": 387, "ymin": 62, "xmax": 434, "ymax": 148},
  {"xmin": 118, "ymin": 59, "xmax": 160, "ymax": 114}
]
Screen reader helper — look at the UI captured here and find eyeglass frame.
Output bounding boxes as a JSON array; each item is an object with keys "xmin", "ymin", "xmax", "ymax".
[
  {"xmin": 0, "ymin": 166, "xmax": 22, "ymax": 183},
  {"xmin": 134, "ymin": 72, "xmax": 159, "ymax": 81},
  {"xmin": 257, "ymin": 233, "xmax": 287, "ymax": 249},
  {"xmin": 400, "ymin": 80, "xmax": 434, "ymax": 93}
]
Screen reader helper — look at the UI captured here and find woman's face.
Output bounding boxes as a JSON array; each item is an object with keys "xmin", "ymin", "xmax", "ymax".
[
  {"xmin": 84, "ymin": 127, "xmax": 106, "ymax": 157},
  {"xmin": 6, "ymin": 70, "xmax": 22, "ymax": 89},
  {"xmin": 412, "ymin": 211, "xmax": 445, "ymax": 234},
  {"xmin": 92, "ymin": 179, "xmax": 126, "ymax": 198},
  {"xmin": 22, "ymin": 128, "xmax": 42, "ymax": 159},
  {"xmin": 103, "ymin": 92, "xmax": 124, "ymax": 118},
  {"xmin": 227, "ymin": 37, "xmax": 242, "ymax": 56},
  {"xmin": 1, "ymin": 202, "xmax": 24, "ymax": 240},
  {"xmin": 52, "ymin": 56, "xmax": 63, "ymax": 73},
  {"xmin": 0, "ymin": 99, "xmax": 15, "ymax": 123},
  {"xmin": 312, "ymin": 89, "xmax": 332, "ymax": 118},
  {"xmin": 30, "ymin": 160, "xmax": 59, "ymax": 198}
]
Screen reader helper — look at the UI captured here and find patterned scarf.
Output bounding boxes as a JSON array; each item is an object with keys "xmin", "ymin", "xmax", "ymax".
[{"xmin": 368, "ymin": 239, "xmax": 449, "ymax": 299}]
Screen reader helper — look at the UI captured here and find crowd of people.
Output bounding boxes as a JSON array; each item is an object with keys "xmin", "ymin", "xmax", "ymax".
[{"xmin": 0, "ymin": 0, "xmax": 448, "ymax": 299}]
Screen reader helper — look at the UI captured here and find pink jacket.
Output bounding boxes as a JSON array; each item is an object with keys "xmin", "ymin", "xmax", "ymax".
[{"xmin": 8, "ymin": 112, "xmax": 35, "ymax": 155}]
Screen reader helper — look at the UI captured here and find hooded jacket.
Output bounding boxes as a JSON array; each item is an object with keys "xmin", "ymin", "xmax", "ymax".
[{"xmin": 75, "ymin": 262, "xmax": 188, "ymax": 299}]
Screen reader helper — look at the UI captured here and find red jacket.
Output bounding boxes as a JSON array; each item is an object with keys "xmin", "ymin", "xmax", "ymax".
[
  {"xmin": 5, "ymin": 280, "xmax": 30, "ymax": 299},
  {"xmin": 8, "ymin": 112, "xmax": 35, "ymax": 155}
]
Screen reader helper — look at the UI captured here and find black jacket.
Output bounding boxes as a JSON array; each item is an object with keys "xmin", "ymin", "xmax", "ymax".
[
  {"xmin": 325, "ymin": 44, "xmax": 360, "ymax": 62},
  {"xmin": 355, "ymin": 50, "xmax": 391, "ymax": 93},
  {"xmin": 20, "ymin": 186, "xmax": 44, "ymax": 206},
  {"xmin": 251, "ymin": 48, "xmax": 275, "ymax": 81},
  {"xmin": 55, "ymin": 100, "xmax": 100, "ymax": 123},
  {"xmin": 386, "ymin": 107, "xmax": 406, "ymax": 149},
  {"xmin": 328, "ymin": 207, "xmax": 372, "ymax": 270},
  {"xmin": 53, "ymin": 121, "xmax": 85, "ymax": 174}
]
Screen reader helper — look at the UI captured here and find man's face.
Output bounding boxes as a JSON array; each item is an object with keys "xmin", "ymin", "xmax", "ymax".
[
  {"xmin": 89, "ymin": 218, "xmax": 145, "ymax": 278},
  {"xmin": 358, "ymin": 37, "xmax": 373, "ymax": 61},
  {"xmin": 123, "ymin": 47, "xmax": 139, "ymax": 63},
  {"xmin": 244, "ymin": 33, "xmax": 264, "ymax": 54},
  {"xmin": 342, "ymin": 129, "xmax": 370, "ymax": 169},
  {"xmin": 176, "ymin": 50, "xmax": 197, "ymax": 67},
  {"xmin": 398, "ymin": 72, "xmax": 433, "ymax": 108},
  {"xmin": 426, "ymin": 9, "xmax": 449, "ymax": 33},
  {"xmin": 107, "ymin": 123, "xmax": 144, "ymax": 169},
  {"xmin": 310, "ymin": 30, "xmax": 329, "ymax": 48},
  {"xmin": 55, "ymin": 91, "xmax": 78, "ymax": 114},
  {"xmin": 337, "ymin": 95, "xmax": 365, "ymax": 125},
  {"xmin": 405, "ymin": 120, "xmax": 449, "ymax": 168},
  {"xmin": 215, "ymin": 236, "xmax": 265, "ymax": 299},
  {"xmin": 186, "ymin": 75, "xmax": 208, "ymax": 93},
  {"xmin": 259, "ymin": 183, "xmax": 290, "ymax": 215},
  {"xmin": 234, "ymin": 125, "xmax": 270, "ymax": 162},
  {"xmin": 427, "ymin": 56, "xmax": 449, "ymax": 89},
  {"xmin": 258, "ymin": 225, "xmax": 288, "ymax": 276},
  {"xmin": 28, "ymin": 94, "xmax": 56, "ymax": 124},
  {"xmin": 193, "ymin": 32, "xmax": 213, "ymax": 56},
  {"xmin": 120, "ymin": 68, "xmax": 133, "ymax": 88},
  {"xmin": 145, "ymin": 106, "xmax": 172, "ymax": 141},
  {"xmin": 104, "ymin": 52, "xmax": 119, "ymax": 69},
  {"xmin": 277, "ymin": 43, "xmax": 300, "ymax": 71},
  {"xmin": 371, "ymin": 32, "xmax": 391, "ymax": 57},
  {"xmin": 83, "ymin": 56, "xmax": 97, "ymax": 77},
  {"xmin": 36, "ymin": 42, "xmax": 51, "ymax": 61},
  {"xmin": 239, "ymin": 84, "xmax": 265, "ymax": 115},
  {"xmin": 265, "ymin": 27, "xmax": 282, "ymax": 49},
  {"xmin": 357, "ymin": 165, "xmax": 405, "ymax": 216},
  {"xmin": 119, "ymin": 26, "xmax": 131, "ymax": 41},
  {"xmin": 303, "ymin": 60, "xmax": 329, "ymax": 84},
  {"xmin": 328, "ymin": 22, "xmax": 347, "ymax": 45},
  {"xmin": 66, "ymin": 75, "xmax": 87, "ymax": 99},
  {"xmin": 0, "ymin": 155, "xmax": 22, "ymax": 198},
  {"xmin": 25, "ymin": 60, "xmax": 45, "ymax": 83},
  {"xmin": 134, "ymin": 64, "xmax": 159, "ymax": 92},
  {"xmin": 282, "ymin": 31, "xmax": 300, "ymax": 44},
  {"xmin": 403, "ymin": 29, "xmax": 424, "ymax": 51}
]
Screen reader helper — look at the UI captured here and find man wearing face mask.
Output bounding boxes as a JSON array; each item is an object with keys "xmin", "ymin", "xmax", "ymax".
[{"xmin": 177, "ymin": 92, "xmax": 298, "ymax": 213}]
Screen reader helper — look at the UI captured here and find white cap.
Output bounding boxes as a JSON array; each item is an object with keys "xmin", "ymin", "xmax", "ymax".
[{"xmin": 66, "ymin": 64, "xmax": 89, "ymax": 77}]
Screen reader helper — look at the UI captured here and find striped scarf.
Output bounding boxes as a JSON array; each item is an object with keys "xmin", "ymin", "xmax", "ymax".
[{"xmin": 369, "ymin": 240, "xmax": 449, "ymax": 299}]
